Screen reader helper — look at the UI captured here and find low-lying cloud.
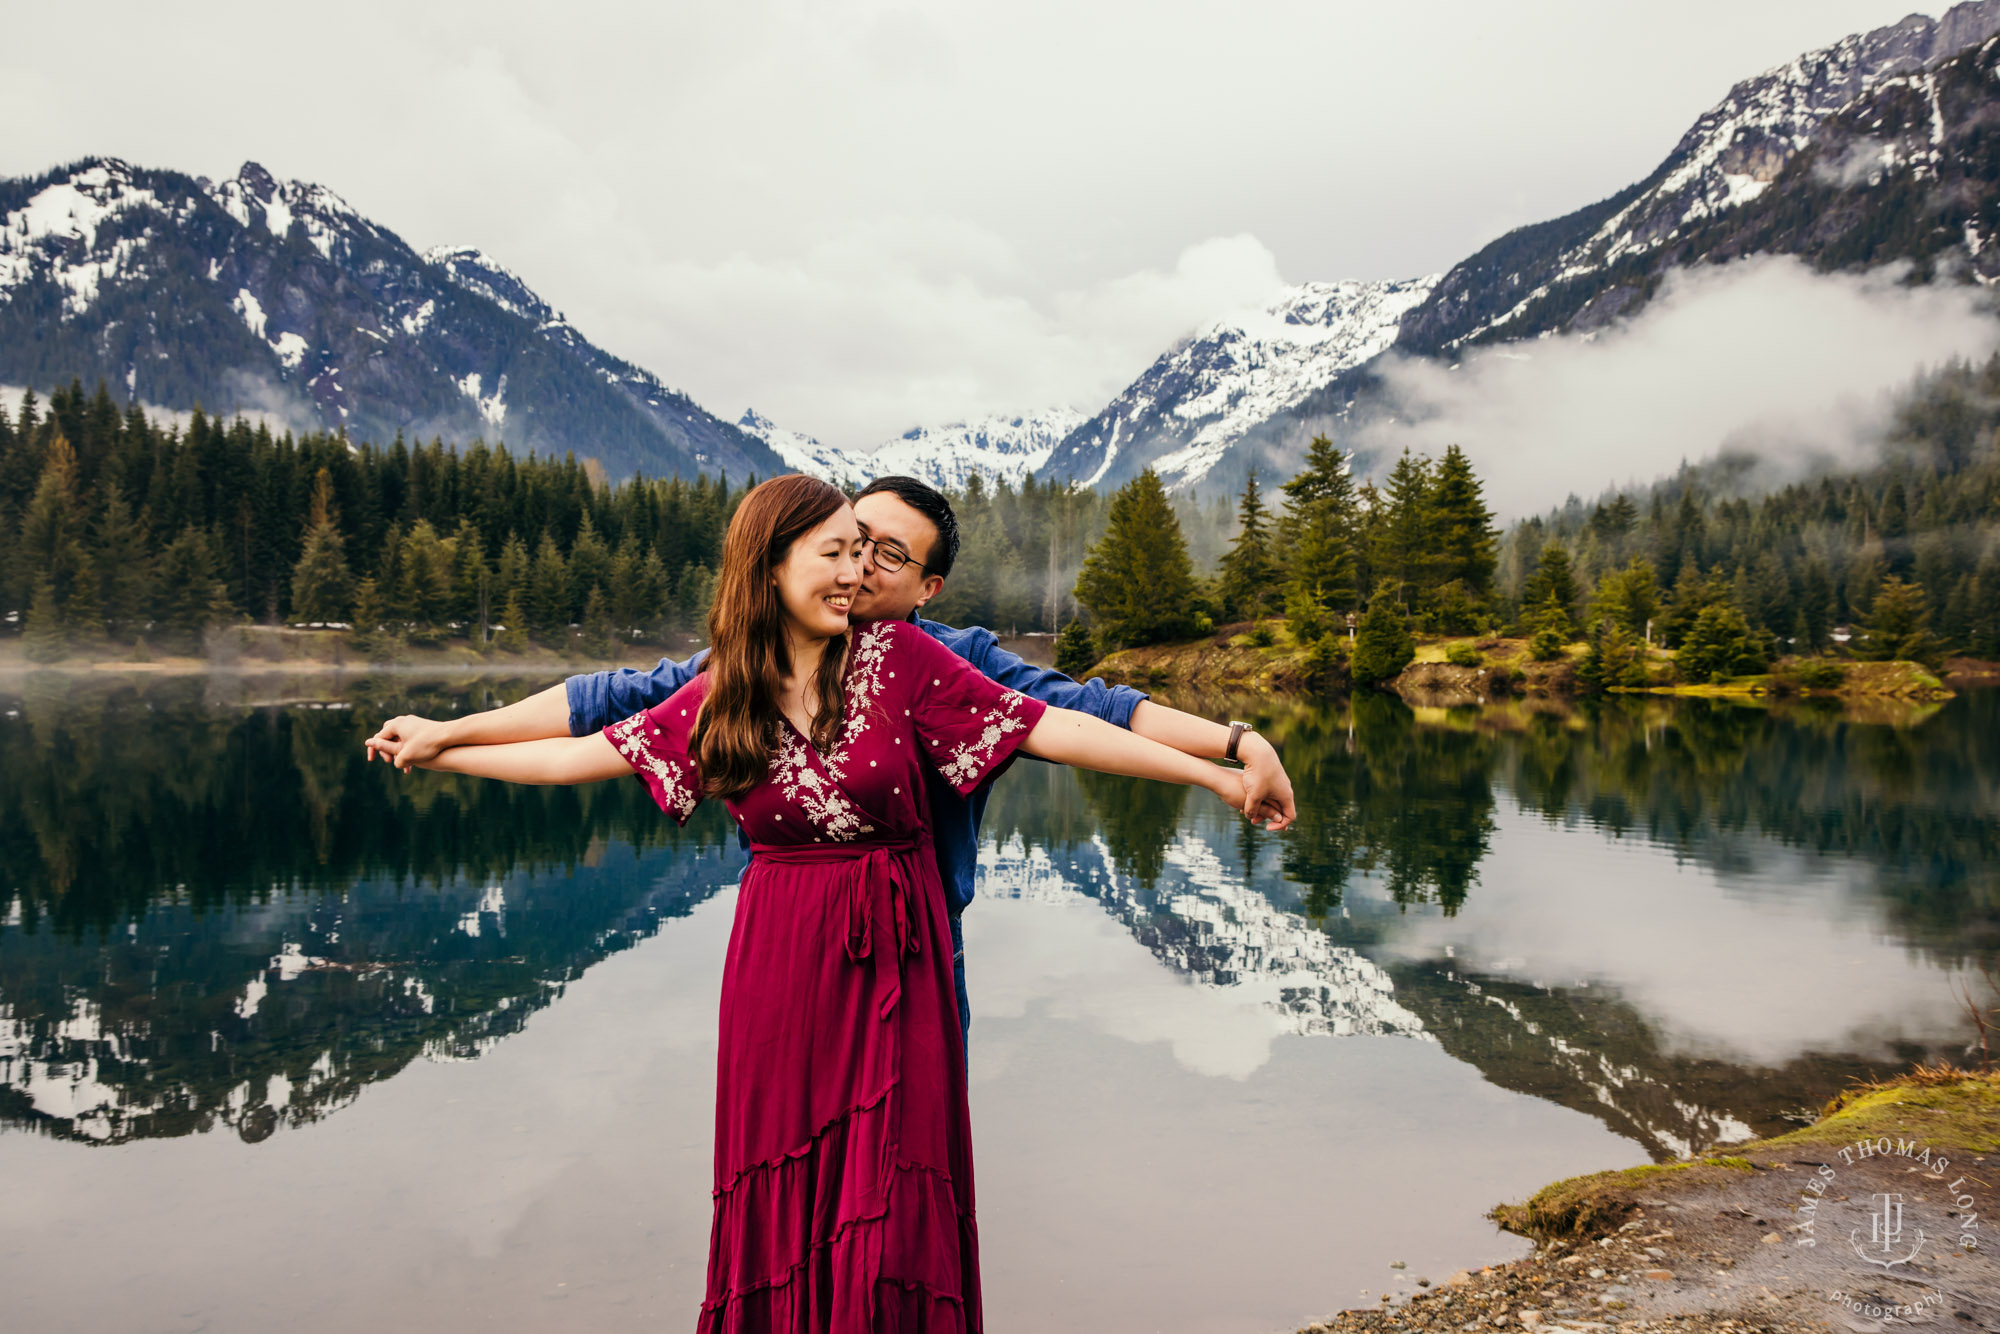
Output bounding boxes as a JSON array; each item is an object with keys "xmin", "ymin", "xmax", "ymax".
[{"xmin": 1353, "ymin": 256, "xmax": 2000, "ymax": 518}]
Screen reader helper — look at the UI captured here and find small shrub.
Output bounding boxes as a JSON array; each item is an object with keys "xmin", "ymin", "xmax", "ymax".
[
  {"xmin": 1194, "ymin": 612, "xmax": 1214, "ymax": 637},
  {"xmin": 1247, "ymin": 621, "xmax": 1277, "ymax": 648},
  {"xmin": 1351, "ymin": 593, "xmax": 1416, "ymax": 685},
  {"xmin": 1792, "ymin": 657, "xmax": 1847, "ymax": 690},
  {"xmin": 1528, "ymin": 627, "xmax": 1567, "ymax": 661},
  {"xmin": 1445, "ymin": 643, "xmax": 1483, "ymax": 668},
  {"xmin": 1301, "ymin": 633, "xmax": 1346, "ymax": 690},
  {"xmin": 1485, "ymin": 663, "xmax": 1517, "ymax": 696},
  {"xmin": 1055, "ymin": 620, "xmax": 1097, "ymax": 677}
]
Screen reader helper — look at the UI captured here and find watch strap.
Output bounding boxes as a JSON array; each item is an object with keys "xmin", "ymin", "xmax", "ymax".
[{"xmin": 1225, "ymin": 720, "xmax": 1250, "ymax": 763}]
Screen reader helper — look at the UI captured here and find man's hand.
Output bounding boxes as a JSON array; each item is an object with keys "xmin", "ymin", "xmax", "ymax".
[
  {"xmin": 1236, "ymin": 731, "xmax": 1296, "ymax": 832},
  {"xmin": 364, "ymin": 715, "xmax": 457, "ymax": 772}
]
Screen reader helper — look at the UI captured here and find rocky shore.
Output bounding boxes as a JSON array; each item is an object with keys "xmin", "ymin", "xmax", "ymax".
[{"xmin": 1298, "ymin": 1070, "xmax": 2000, "ymax": 1334}]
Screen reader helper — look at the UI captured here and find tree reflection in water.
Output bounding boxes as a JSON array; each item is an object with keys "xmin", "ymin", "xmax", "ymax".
[
  {"xmin": 0, "ymin": 675, "xmax": 737, "ymax": 1145},
  {"xmin": 1, "ymin": 676, "xmax": 1994, "ymax": 1156}
]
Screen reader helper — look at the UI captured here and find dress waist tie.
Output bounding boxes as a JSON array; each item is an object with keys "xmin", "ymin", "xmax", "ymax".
[{"xmin": 749, "ymin": 838, "xmax": 928, "ymax": 1019}]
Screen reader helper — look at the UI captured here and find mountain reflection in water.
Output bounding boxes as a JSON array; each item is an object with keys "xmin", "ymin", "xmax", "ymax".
[{"xmin": 1, "ymin": 677, "xmax": 1992, "ymax": 1162}]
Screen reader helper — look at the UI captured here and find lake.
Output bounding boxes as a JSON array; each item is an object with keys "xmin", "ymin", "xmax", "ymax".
[{"xmin": 0, "ymin": 674, "xmax": 1991, "ymax": 1333}]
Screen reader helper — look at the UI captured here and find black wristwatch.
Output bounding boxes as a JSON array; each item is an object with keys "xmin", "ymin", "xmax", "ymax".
[{"xmin": 1225, "ymin": 721, "xmax": 1254, "ymax": 763}]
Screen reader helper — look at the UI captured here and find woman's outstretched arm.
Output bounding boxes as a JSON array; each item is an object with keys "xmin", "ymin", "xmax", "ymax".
[
  {"xmin": 393, "ymin": 732, "xmax": 631, "ymax": 785},
  {"xmin": 1019, "ymin": 706, "xmax": 1247, "ymax": 813}
]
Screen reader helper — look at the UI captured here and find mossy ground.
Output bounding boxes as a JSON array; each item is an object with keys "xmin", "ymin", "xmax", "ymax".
[{"xmin": 1492, "ymin": 1068, "xmax": 2000, "ymax": 1245}]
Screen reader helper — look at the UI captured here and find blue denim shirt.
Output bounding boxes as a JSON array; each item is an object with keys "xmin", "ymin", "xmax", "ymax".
[{"xmin": 564, "ymin": 619, "xmax": 1149, "ymax": 913}]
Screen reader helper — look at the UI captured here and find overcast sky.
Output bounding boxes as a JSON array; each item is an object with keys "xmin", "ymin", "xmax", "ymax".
[{"xmin": 0, "ymin": 0, "xmax": 1939, "ymax": 446}]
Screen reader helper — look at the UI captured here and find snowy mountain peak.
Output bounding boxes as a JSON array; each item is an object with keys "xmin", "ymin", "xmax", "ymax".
[
  {"xmin": 736, "ymin": 407, "xmax": 1085, "ymax": 491},
  {"xmin": 204, "ymin": 162, "xmax": 380, "ymax": 263},
  {"xmin": 1039, "ymin": 276, "xmax": 1439, "ymax": 494}
]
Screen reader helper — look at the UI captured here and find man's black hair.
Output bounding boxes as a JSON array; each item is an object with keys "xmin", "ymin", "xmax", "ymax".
[{"xmin": 854, "ymin": 475, "xmax": 960, "ymax": 579}]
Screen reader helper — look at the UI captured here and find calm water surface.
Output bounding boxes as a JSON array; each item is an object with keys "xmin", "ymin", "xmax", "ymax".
[{"xmin": 1, "ymin": 676, "xmax": 1993, "ymax": 1333}]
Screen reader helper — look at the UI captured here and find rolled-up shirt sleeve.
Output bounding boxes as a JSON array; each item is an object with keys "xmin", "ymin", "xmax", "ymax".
[{"xmin": 566, "ymin": 650, "xmax": 707, "ymax": 736}]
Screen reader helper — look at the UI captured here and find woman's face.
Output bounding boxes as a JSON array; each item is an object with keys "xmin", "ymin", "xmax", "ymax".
[{"xmin": 771, "ymin": 505, "xmax": 864, "ymax": 643}]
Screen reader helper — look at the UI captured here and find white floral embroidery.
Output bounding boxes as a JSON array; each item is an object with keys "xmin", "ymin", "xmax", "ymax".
[
  {"xmin": 772, "ymin": 730, "xmax": 875, "ymax": 841},
  {"xmin": 939, "ymin": 690, "xmax": 1032, "ymax": 789},
  {"xmin": 608, "ymin": 713, "xmax": 698, "ymax": 820},
  {"xmin": 821, "ymin": 620, "xmax": 895, "ymax": 783}
]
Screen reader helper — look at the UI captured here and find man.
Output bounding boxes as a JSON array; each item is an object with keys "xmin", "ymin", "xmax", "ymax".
[{"xmin": 366, "ymin": 475, "xmax": 1296, "ymax": 1046}]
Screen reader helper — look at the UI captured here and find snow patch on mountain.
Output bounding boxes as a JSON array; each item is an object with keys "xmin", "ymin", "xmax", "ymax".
[
  {"xmin": 0, "ymin": 160, "xmax": 177, "ymax": 317},
  {"xmin": 737, "ymin": 408, "xmax": 1085, "ymax": 490},
  {"xmin": 736, "ymin": 411, "xmax": 869, "ymax": 479},
  {"xmin": 1466, "ymin": 0, "xmax": 2000, "ymax": 342},
  {"xmin": 457, "ymin": 371, "xmax": 508, "ymax": 429},
  {"xmin": 426, "ymin": 245, "xmax": 557, "ymax": 325},
  {"xmin": 1043, "ymin": 277, "xmax": 1438, "ymax": 492}
]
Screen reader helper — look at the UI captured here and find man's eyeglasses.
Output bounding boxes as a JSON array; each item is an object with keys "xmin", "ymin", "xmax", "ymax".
[{"xmin": 860, "ymin": 536, "xmax": 929, "ymax": 575}]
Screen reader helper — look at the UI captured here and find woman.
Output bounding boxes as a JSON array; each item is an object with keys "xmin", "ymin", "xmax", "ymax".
[{"xmin": 377, "ymin": 475, "xmax": 1257, "ymax": 1331}]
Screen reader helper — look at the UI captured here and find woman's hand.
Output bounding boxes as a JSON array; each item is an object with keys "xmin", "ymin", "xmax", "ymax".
[
  {"xmin": 1021, "ymin": 707, "xmax": 1293, "ymax": 830},
  {"xmin": 365, "ymin": 715, "xmax": 453, "ymax": 771}
]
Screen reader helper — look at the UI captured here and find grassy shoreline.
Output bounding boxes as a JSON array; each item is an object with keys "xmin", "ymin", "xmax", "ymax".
[{"xmin": 1087, "ymin": 620, "xmax": 1973, "ymax": 704}]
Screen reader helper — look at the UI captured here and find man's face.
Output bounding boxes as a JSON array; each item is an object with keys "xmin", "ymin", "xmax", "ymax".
[{"xmin": 851, "ymin": 491, "xmax": 946, "ymax": 621}]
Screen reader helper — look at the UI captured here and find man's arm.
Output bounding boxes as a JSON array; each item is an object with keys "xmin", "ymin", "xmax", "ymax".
[
  {"xmin": 929, "ymin": 623, "xmax": 1295, "ymax": 830},
  {"xmin": 365, "ymin": 652, "xmax": 705, "ymax": 772}
]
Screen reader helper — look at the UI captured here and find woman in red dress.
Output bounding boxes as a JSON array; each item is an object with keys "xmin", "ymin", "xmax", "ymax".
[{"xmin": 386, "ymin": 475, "xmax": 1252, "ymax": 1332}]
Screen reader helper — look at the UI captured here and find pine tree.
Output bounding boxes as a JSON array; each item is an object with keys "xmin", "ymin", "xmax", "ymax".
[
  {"xmin": 1055, "ymin": 619, "xmax": 1097, "ymax": 676},
  {"xmin": 21, "ymin": 576, "xmax": 66, "ymax": 662},
  {"xmin": 396, "ymin": 520, "xmax": 456, "ymax": 633},
  {"xmin": 1074, "ymin": 470, "xmax": 1198, "ymax": 648},
  {"xmin": 18, "ymin": 432, "xmax": 89, "ymax": 627},
  {"xmin": 1796, "ymin": 559, "xmax": 1835, "ymax": 653},
  {"xmin": 1678, "ymin": 604, "xmax": 1766, "ymax": 683},
  {"xmin": 1279, "ymin": 438, "xmax": 1360, "ymax": 640},
  {"xmin": 155, "ymin": 526, "xmax": 231, "ymax": 647},
  {"xmin": 1218, "ymin": 469, "xmax": 1280, "ymax": 621},
  {"xmin": 527, "ymin": 531, "xmax": 571, "ymax": 642},
  {"xmin": 1857, "ymin": 576, "xmax": 1945, "ymax": 668},
  {"xmin": 1350, "ymin": 589, "xmax": 1415, "ymax": 685},
  {"xmin": 290, "ymin": 469, "xmax": 353, "ymax": 624},
  {"xmin": 1370, "ymin": 449, "xmax": 1436, "ymax": 606},
  {"xmin": 567, "ymin": 512, "xmax": 611, "ymax": 623},
  {"xmin": 1517, "ymin": 544, "xmax": 1579, "ymax": 633},
  {"xmin": 1429, "ymin": 444, "xmax": 1497, "ymax": 596},
  {"xmin": 450, "ymin": 519, "xmax": 490, "ymax": 631},
  {"xmin": 1579, "ymin": 622, "xmax": 1648, "ymax": 690},
  {"xmin": 496, "ymin": 589, "xmax": 529, "ymax": 653},
  {"xmin": 91, "ymin": 482, "xmax": 153, "ymax": 641},
  {"xmin": 1586, "ymin": 558, "xmax": 1658, "ymax": 638}
]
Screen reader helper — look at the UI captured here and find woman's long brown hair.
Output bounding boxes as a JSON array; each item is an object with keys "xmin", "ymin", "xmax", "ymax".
[{"xmin": 691, "ymin": 474, "xmax": 853, "ymax": 799}]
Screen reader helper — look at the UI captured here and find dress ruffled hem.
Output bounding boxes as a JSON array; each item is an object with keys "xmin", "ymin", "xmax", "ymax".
[{"xmin": 701, "ymin": 1087, "xmax": 978, "ymax": 1332}]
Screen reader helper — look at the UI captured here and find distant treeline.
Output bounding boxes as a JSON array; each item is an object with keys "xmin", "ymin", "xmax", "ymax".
[
  {"xmin": 1068, "ymin": 356, "xmax": 2000, "ymax": 681},
  {"xmin": 1499, "ymin": 354, "xmax": 2000, "ymax": 670},
  {"xmin": 0, "ymin": 380, "xmax": 1134, "ymax": 658}
]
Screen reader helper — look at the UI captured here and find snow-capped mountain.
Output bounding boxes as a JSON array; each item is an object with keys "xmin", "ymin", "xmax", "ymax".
[
  {"xmin": 1399, "ymin": 0, "xmax": 2000, "ymax": 351},
  {"xmin": 1057, "ymin": 0, "xmax": 2000, "ymax": 499},
  {"xmin": 1038, "ymin": 277, "xmax": 1437, "ymax": 493},
  {"xmin": 0, "ymin": 158, "xmax": 785, "ymax": 479},
  {"xmin": 738, "ymin": 406, "xmax": 1085, "ymax": 490}
]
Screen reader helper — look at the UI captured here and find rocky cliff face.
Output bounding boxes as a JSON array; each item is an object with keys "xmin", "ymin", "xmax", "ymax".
[
  {"xmin": 1396, "ymin": 0, "xmax": 2000, "ymax": 353},
  {"xmin": 0, "ymin": 158, "xmax": 784, "ymax": 479}
]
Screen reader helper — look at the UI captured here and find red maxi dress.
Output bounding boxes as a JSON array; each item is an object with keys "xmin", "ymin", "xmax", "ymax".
[{"xmin": 608, "ymin": 619, "xmax": 1047, "ymax": 1333}]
